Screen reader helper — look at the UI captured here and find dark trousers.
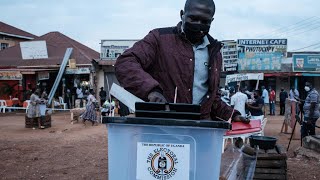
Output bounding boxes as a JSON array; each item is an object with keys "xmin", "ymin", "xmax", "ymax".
[
  {"xmin": 77, "ymin": 98, "xmax": 83, "ymax": 108},
  {"xmin": 280, "ymin": 102, "xmax": 285, "ymax": 115},
  {"xmin": 100, "ymin": 99, "xmax": 106, "ymax": 107},
  {"xmin": 301, "ymin": 117, "xmax": 317, "ymax": 139}
]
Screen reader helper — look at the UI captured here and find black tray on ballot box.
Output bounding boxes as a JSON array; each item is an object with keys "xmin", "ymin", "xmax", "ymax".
[{"xmin": 135, "ymin": 102, "xmax": 201, "ymax": 120}]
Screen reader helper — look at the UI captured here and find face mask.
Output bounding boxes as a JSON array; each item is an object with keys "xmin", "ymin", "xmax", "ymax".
[
  {"xmin": 183, "ymin": 22, "xmax": 210, "ymax": 44},
  {"xmin": 254, "ymin": 95, "xmax": 259, "ymax": 99},
  {"xmin": 305, "ymin": 86, "xmax": 311, "ymax": 92}
]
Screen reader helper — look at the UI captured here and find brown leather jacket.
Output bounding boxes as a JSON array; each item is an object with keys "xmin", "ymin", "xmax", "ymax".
[{"xmin": 115, "ymin": 22, "xmax": 239, "ymax": 120}]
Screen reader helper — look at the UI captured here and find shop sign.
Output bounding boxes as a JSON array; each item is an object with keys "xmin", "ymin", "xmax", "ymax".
[
  {"xmin": 293, "ymin": 54, "xmax": 320, "ymax": 72},
  {"xmin": 222, "ymin": 40, "xmax": 238, "ymax": 72},
  {"xmin": 20, "ymin": 41, "xmax": 49, "ymax": 60},
  {"xmin": 0, "ymin": 71, "xmax": 22, "ymax": 80},
  {"xmin": 100, "ymin": 40, "xmax": 138, "ymax": 60},
  {"xmin": 136, "ymin": 142, "xmax": 190, "ymax": 180},
  {"xmin": 65, "ymin": 67, "xmax": 90, "ymax": 74},
  {"xmin": 38, "ymin": 72, "xmax": 49, "ymax": 80},
  {"xmin": 237, "ymin": 39, "xmax": 287, "ymax": 71},
  {"xmin": 226, "ymin": 73, "xmax": 264, "ymax": 85}
]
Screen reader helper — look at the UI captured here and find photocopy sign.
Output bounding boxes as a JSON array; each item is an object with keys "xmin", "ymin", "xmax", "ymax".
[
  {"xmin": 293, "ymin": 54, "xmax": 320, "ymax": 72},
  {"xmin": 136, "ymin": 142, "xmax": 190, "ymax": 180},
  {"xmin": 237, "ymin": 39, "xmax": 287, "ymax": 71},
  {"xmin": 100, "ymin": 40, "xmax": 138, "ymax": 60}
]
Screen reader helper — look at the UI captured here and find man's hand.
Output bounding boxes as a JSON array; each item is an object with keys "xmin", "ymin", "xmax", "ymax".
[
  {"xmin": 148, "ymin": 91, "xmax": 167, "ymax": 103},
  {"xmin": 233, "ymin": 115, "xmax": 250, "ymax": 124}
]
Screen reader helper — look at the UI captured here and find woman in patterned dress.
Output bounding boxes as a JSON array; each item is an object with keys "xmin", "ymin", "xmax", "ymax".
[
  {"xmin": 27, "ymin": 89, "xmax": 44, "ymax": 129},
  {"xmin": 81, "ymin": 89, "xmax": 98, "ymax": 126}
]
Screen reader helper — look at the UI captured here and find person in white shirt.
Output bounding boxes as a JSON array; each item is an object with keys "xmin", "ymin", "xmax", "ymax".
[
  {"xmin": 261, "ymin": 86, "xmax": 269, "ymax": 115},
  {"xmin": 76, "ymin": 85, "xmax": 84, "ymax": 107},
  {"xmin": 289, "ymin": 86, "xmax": 300, "ymax": 114},
  {"xmin": 231, "ymin": 88, "xmax": 248, "ymax": 117},
  {"xmin": 289, "ymin": 86, "xmax": 299, "ymax": 100}
]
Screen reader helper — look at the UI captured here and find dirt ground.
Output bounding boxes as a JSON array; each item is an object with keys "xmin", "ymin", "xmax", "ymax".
[{"xmin": 0, "ymin": 109, "xmax": 319, "ymax": 180}]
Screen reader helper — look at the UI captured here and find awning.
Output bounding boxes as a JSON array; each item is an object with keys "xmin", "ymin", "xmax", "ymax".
[
  {"xmin": 302, "ymin": 73, "xmax": 320, "ymax": 77},
  {"xmin": 264, "ymin": 72, "xmax": 302, "ymax": 77}
]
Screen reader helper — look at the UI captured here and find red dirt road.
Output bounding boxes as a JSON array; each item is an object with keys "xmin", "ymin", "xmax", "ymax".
[{"xmin": 0, "ymin": 111, "xmax": 319, "ymax": 180}]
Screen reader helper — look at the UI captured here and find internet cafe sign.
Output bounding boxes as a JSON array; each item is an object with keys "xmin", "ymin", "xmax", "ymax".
[
  {"xmin": 293, "ymin": 54, "xmax": 320, "ymax": 72},
  {"xmin": 136, "ymin": 142, "xmax": 190, "ymax": 180},
  {"xmin": 0, "ymin": 71, "xmax": 23, "ymax": 80},
  {"xmin": 237, "ymin": 39, "xmax": 287, "ymax": 71}
]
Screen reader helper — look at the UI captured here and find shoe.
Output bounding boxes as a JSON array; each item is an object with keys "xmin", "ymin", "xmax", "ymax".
[{"xmin": 32, "ymin": 127, "xmax": 36, "ymax": 130}]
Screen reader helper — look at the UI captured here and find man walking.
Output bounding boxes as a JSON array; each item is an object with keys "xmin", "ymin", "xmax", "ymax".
[
  {"xmin": 302, "ymin": 82, "xmax": 319, "ymax": 139},
  {"xmin": 279, "ymin": 87, "xmax": 288, "ymax": 115},
  {"xmin": 99, "ymin": 87, "xmax": 107, "ymax": 107}
]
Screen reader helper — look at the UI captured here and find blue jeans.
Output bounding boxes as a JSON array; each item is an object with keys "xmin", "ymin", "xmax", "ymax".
[{"xmin": 269, "ymin": 102, "xmax": 275, "ymax": 115}]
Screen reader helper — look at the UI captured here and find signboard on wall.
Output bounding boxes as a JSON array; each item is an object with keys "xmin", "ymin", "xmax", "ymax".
[
  {"xmin": 237, "ymin": 39, "xmax": 287, "ymax": 71},
  {"xmin": 292, "ymin": 54, "xmax": 320, "ymax": 72},
  {"xmin": 100, "ymin": 40, "xmax": 138, "ymax": 60},
  {"xmin": 225, "ymin": 73, "xmax": 264, "ymax": 85},
  {"xmin": 20, "ymin": 41, "xmax": 49, "ymax": 60},
  {"xmin": 65, "ymin": 67, "xmax": 90, "ymax": 74},
  {"xmin": 38, "ymin": 72, "xmax": 50, "ymax": 80},
  {"xmin": 221, "ymin": 40, "xmax": 238, "ymax": 72},
  {"xmin": 0, "ymin": 71, "xmax": 23, "ymax": 80}
]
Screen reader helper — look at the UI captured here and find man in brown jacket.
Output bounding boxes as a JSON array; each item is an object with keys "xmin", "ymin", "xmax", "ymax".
[{"xmin": 115, "ymin": 0, "xmax": 244, "ymax": 122}]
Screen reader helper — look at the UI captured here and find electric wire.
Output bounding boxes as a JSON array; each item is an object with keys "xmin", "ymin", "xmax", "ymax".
[
  {"xmin": 289, "ymin": 42, "xmax": 320, "ymax": 51},
  {"xmin": 258, "ymin": 16, "xmax": 319, "ymax": 38}
]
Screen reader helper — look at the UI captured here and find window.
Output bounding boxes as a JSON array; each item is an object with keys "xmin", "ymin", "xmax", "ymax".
[{"xmin": 1, "ymin": 43, "xmax": 9, "ymax": 50}]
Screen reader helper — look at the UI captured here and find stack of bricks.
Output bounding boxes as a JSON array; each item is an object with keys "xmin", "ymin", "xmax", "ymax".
[{"xmin": 254, "ymin": 145, "xmax": 287, "ymax": 180}]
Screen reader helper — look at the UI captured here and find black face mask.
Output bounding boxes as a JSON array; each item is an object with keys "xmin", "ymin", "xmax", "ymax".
[
  {"xmin": 254, "ymin": 95, "xmax": 259, "ymax": 99},
  {"xmin": 183, "ymin": 22, "xmax": 210, "ymax": 44}
]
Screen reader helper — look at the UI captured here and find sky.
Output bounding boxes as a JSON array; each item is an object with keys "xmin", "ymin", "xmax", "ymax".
[{"xmin": 2, "ymin": 0, "xmax": 320, "ymax": 52}]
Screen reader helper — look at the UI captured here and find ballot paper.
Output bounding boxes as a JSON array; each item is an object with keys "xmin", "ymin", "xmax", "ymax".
[{"xmin": 109, "ymin": 83, "xmax": 144, "ymax": 112}]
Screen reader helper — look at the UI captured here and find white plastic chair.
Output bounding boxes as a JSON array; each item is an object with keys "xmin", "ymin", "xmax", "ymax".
[
  {"xmin": 59, "ymin": 97, "xmax": 67, "ymax": 110},
  {"xmin": 0, "ymin": 100, "xmax": 7, "ymax": 113},
  {"xmin": 25, "ymin": 100, "xmax": 30, "ymax": 113}
]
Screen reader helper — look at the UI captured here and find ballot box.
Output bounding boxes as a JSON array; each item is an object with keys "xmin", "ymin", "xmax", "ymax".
[{"xmin": 103, "ymin": 102, "xmax": 230, "ymax": 180}]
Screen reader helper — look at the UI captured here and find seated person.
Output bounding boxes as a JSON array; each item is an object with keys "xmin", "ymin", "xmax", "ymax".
[
  {"xmin": 246, "ymin": 90, "xmax": 264, "ymax": 116},
  {"xmin": 101, "ymin": 99, "xmax": 115, "ymax": 116},
  {"xmin": 53, "ymin": 97, "xmax": 62, "ymax": 109}
]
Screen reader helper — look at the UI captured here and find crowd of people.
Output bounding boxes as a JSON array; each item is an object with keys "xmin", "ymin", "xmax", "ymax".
[
  {"xmin": 220, "ymin": 81, "xmax": 319, "ymax": 139},
  {"xmin": 26, "ymin": 86, "xmax": 131, "ymax": 129}
]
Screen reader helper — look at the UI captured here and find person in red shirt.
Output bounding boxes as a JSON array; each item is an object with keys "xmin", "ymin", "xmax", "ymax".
[{"xmin": 269, "ymin": 86, "xmax": 276, "ymax": 115}]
